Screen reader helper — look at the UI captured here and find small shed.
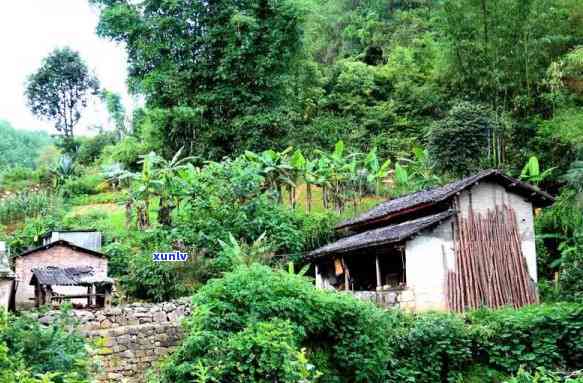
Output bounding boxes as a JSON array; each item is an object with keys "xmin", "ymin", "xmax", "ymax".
[
  {"xmin": 30, "ymin": 266, "xmax": 113, "ymax": 308},
  {"xmin": 41, "ymin": 230, "xmax": 102, "ymax": 251},
  {"xmin": 14, "ymin": 239, "xmax": 108, "ymax": 309},
  {"xmin": 308, "ymin": 169, "xmax": 554, "ymax": 312}
]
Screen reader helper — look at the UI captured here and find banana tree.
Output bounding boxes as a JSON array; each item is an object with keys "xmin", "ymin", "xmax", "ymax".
[
  {"xmin": 155, "ymin": 147, "xmax": 196, "ymax": 226},
  {"xmin": 364, "ymin": 146, "xmax": 391, "ymax": 196},
  {"xmin": 132, "ymin": 152, "xmax": 163, "ymax": 229},
  {"xmin": 316, "ymin": 141, "xmax": 360, "ymax": 212},
  {"xmin": 245, "ymin": 148, "xmax": 294, "ymax": 204},
  {"xmin": 289, "ymin": 149, "xmax": 306, "ymax": 209},
  {"xmin": 520, "ymin": 156, "xmax": 555, "ymax": 185}
]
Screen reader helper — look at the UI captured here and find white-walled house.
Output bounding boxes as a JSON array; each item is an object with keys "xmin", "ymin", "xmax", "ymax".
[
  {"xmin": 308, "ymin": 169, "xmax": 554, "ymax": 312},
  {"xmin": 0, "ymin": 242, "xmax": 15, "ymax": 310}
]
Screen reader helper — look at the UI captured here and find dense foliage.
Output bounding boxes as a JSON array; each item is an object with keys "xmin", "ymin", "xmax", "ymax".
[
  {"xmin": 0, "ymin": 121, "xmax": 52, "ymax": 171},
  {"xmin": 91, "ymin": 0, "xmax": 304, "ymax": 158},
  {"xmin": 153, "ymin": 265, "xmax": 583, "ymax": 383},
  {"xmin": 0, "ymin": 308, "xmax": 90, "ymax": 383}
]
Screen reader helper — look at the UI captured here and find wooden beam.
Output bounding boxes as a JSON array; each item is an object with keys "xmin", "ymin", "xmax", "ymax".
[
  {"xmin": 315, "ymin": 264, "xmax": 322, "ymax": 289},
  {"xmin": 342, "ymin": 257, "xmax": 349, "ymax": 291},
  {"xmin": 375, "ymin": 255, "xmax": 381, "ymax": 289}
]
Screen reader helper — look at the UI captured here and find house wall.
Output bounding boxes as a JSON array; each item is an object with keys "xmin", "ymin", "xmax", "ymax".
[
  {"xmin": 456, "ymin": 181, "xmax": 537, "ymax": 282},
  {"xmin": 14, "ymin": 245, "xmax": 108, "ymax": 309},
  {"xmin": 0, "ymin": 279, "xmax": 13, "ymax": 310},
  {"xmin": 405, "ymin": 182, "xmax": 538, "ymax": 312},
  {"xmin": 405, "ymin": 217, "xmax": 455, "ymax": 311}
]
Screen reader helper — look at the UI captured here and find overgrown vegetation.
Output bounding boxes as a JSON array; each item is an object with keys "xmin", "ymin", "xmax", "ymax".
[
  {"xmin": 153, "ymin": 265, "xmax": 583, "ymax": 383},
  {"xmin": 0, "ymin": 307, "xmax": 91, "ymax": 383},
  {"xmin": 2, "ymin": 0, "xmax": 583, "ymax": 380}
]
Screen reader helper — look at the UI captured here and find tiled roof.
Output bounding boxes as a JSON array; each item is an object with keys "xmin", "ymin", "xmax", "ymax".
[
  {"xmin": 308, "ymin": 210, "xmax": 456, "ymax": 259},
  {"xmin": 337, "ymin": 169, "xmax": 554, "ymax": 230}
]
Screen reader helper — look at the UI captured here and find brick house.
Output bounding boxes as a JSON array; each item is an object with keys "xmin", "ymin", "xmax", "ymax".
[{"xmin": 14, "ymin": 240, "xmax": 108, "ymax": 309}]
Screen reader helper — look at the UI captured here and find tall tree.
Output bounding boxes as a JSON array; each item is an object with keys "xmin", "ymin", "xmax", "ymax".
[
  {"xmin": 100, "ymin": 89, "xmax": 127, "ymax": 139},
  {"xmin": 91, "ymin": 0, "xmax": 304, "ymax": 159},
  {"xmin": 25, "ymin": 47, "xmax": 100, "ymax": 138},
  {"xmin": 442, "ymin": 0, "xmax": 583, "ymax": 115}
]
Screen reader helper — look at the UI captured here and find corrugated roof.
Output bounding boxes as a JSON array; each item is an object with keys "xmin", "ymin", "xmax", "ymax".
[
  {"xmin": 18, "ymin": 240, "xmax": 106, "ymax": 258},
  {"xmin": 30, "ymin": 266, "xmax": 112, "ymax": 286},
  {"xmin": 337, "ymin": 169, "xmax": 554, "ymax": 230},
  {"xmin": 308, "ymin": 210, "xmax": 456, "ymax": 259}
]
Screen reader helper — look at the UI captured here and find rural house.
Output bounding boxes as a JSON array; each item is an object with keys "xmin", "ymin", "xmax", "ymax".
[
  {"xmin": 308, "ymin": 169, "xmax": 554, "ymax": 312},
  {"xmin": 0, "ymin": 242, "xmax": 15, "ymax": 310},
  {"xmin": 14, "ymin": 230, "xmax": 109, "ymax": 309}
]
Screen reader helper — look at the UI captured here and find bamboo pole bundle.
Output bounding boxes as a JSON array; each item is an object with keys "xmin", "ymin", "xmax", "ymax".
[{"xmin": 448, "ymin": 205, "xmax": 537, "ymax": 312}]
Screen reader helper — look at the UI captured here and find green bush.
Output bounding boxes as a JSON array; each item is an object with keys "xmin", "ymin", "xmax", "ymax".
[
  {"xmin": 467, "ymin": 304, "xmax": 583, "ymax": 374},
  {"xmin": 151, "ymin": 264, "xmax": 583, "ymax": 383},
  {"xmin": 0, "ymin": 308, "xmax": 91, "ymax": 383},
  {"xmin": 102, "ymin": 136, "xmax": 150, "ymax": 171},
  {"xmin": 0, "ymin": 166, "xmax": 39, "ymax": 191},
  {"xmin": 505, "ymin": 367, "xmax": 583, "ymax": 383},
  {"xmin": 1, "ymin": 213, "xmax": 62, "ymax": 255},
  {"xmin": 75, "ymin": 132, "xmax": 116, "ymax": 165},
  {"xmin": 391, "ymin": 313, "xmax": 474, "ymax": 382},
  {"xmin": 155, "ymin": 264, "xmax": 402, "ymax": 383},
  {"xmin": 0, "ymin": 191, "xmax": 63, "ymax": 225},
  {"xmin": 428, "ymin": 102, "xmax": 506, "ymax": 177},
  {"xmin": 61, "ymin": 174, "xmax": 106, "ymax": 198}
]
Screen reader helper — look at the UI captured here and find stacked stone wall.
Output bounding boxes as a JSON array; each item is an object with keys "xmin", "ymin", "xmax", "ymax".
[{"xmin": 39, "ymin": 299, "xmax": 192, "ymax": 382}]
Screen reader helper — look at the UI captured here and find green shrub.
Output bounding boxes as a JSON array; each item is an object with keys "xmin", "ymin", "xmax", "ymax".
[
  {"xmin": 0, "ymin": 307, "xmax": 91, "ymax": 383},
  {"xmin": 468, "ymin": 304, "xmax": 583, "ymax": 374},
  {"xmin": 61, "ymin": 174, "xmax": 106, "ymax": 198},
  {"xmin": 75, "ymin": 132, "xmax": 116, "ymax": 165},
  {"xmin": 428, "ymin": 102, "xmax": 506, "ymax": 177},
  {"xmin": 505, "ymin": 367, "xmax": 583, "ymax": 383},
  {"xmin": 2, "ymin": 213, "xmax": 62, "ymax": 255},
  {"xmin": 0, "ymin": 166, "xmax": 39, "ymax": 191},
  {"xmin": 391, "ymin": 313, "xmax": 474, "ymax": 383},
  {"xmin": 102, "ymin": 136, "xmax": 150, "ymax": 171},
  {"xmin": 155, "ymin": 264, "xmax": 403, "ymax": 383}
]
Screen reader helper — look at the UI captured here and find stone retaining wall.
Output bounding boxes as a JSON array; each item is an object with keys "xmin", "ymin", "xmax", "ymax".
[
  {"xmin": 40, "ymin": 299, "xmax": 192, "ymax": 382},
  {"xmin": 351, "ymin": 288, "xmax": 415, "ymax": 310}
]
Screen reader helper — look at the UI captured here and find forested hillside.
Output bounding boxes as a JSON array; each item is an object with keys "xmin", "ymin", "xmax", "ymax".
[
  {"xmin": 1, "ymin": 0, "xmax": 583, "ymax": 382},
  {"xmin": 0, "ymin": 120, "xmax": 52, "ymax": 169}
]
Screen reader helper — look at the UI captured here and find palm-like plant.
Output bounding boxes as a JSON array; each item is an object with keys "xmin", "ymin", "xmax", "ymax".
[
  {"xmin": 520, "ymin": 156, "xmax": 555, "ymax": 185},
  {"xmin": 316, "ymin": 141, "xmax": 360, "ymax": 212},
  {"xmin": 154, "ymin": 147, "xmax": 196, "ymax": 226},
  {"xmin": 364, "ymin": 147, "xmax": 391, "ymax": 196},
  {"xmin": 51, "ymin": 154, "xmax": 75, "ymax": 188},
  {"xmin": 245, "ymin": 148, "xmax": 294, "ymax": 203}
]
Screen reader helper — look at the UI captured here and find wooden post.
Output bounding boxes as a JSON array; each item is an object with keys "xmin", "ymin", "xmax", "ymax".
[
  {"xmin": 104, "ymin": 288, "xmax": 112, "ymax": 309},
  {"xmin": 34, "ymin": 283, "xmax": 40, "ymax": 308},
  {"xmin": 45, "ymin": 288, "xmax": 52, "ymax": 308},
  {"xmin": 87, "ymin": 286, "xmax": 92, "ymax": 307},
  {"xmin": 342, "ymin": 257, "xmax": 349, "ymax": 291},
  {"xmin": 315, "ymin": 264, "xmax": 322, "ymax": 289},
  {"xmin": 375, "ymin": 255, "xmax": 381, "ymax": 289}
]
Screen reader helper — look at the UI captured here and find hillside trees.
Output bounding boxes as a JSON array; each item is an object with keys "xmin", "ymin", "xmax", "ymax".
[
  {"xmin": 428, "ymin": 102, "xmax": 507, "ymax": 177},
  {"xmin": 25, "ymin": 47, "xmax": 99, "ymax": 139},
  {"xmin": 442, "ymin": 0, "xmax": 583, "ymax": 115},
  {"xmin": 91, "ymin": 0, "xmax": 305, "ymax": 159},
  {"xmin": 0, "ymin": 121, "xmax": 52, "ymax": 170}
]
